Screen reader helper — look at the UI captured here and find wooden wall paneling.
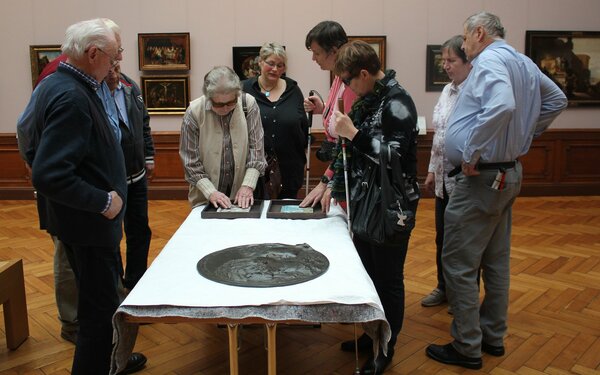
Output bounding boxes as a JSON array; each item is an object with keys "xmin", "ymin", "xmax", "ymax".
[
  {"xmin": 1, "ymin": 129, "xmax": 599, "ymax": 199},
  {"xmin": 520, "ymin": 141, "xmax": 555, "ymax": 183},
  {"xmin": 147, "ymin": 132, "xmax": 187, "ymax": 200},
  {"xmin": 561, "ymin": 141, "xmax": 600, "ymax": 181}
]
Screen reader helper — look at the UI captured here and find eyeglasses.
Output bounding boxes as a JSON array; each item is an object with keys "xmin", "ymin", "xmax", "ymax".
[
  {"xmin": 264, "ymin": 60, "xmax": 285, "ymax": 70},
  {"xmin": 341, "ymin": 73, "xmax": 358, "ymax": 86},
  {"xmin": 97, "ymin": 47, "xmax": 120, "ymax": 67},
  {"xmin": 211, "ymin": 98, "xmax": 238, "ymax": 108}
]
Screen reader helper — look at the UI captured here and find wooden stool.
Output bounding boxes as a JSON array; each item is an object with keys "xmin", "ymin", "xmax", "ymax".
[{"xmin": 0, "ymin": 259, "xmax": 29, "ymax": 349}]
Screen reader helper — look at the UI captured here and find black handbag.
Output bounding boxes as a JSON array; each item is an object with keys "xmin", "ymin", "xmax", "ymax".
[
  {"xmin": 264, "ymin": 152, "xmax": 282, "ymax": 199},
  {"xmin": 350, "ymin": 144, "xmax": 416, "ymax": 245}
]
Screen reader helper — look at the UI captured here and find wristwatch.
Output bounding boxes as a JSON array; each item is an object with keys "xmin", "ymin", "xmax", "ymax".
[{"xmin": 320, "ymin": 175, "xmax": 330, "ymax": 184}]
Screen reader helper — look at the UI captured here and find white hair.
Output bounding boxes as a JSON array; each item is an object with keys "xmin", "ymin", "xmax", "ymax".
[
  {"xmin": 464, "ymin": 12, "xmax": 505, "ymax": 39},
  {"xmin": 61, "ymin": 18, "xmax": 116, "ymax": 60},
  {"xmin": 202, "ymin": 66, "xmax": 241, "ymax": 98}
]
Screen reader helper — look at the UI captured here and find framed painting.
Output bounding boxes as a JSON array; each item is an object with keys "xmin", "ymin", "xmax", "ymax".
[
  {"xmin": 525, "ymin": 30, "xmax": 600, "ymax": 106},
  {"xmin": 331, "ymin": 36, "xmax": 386, "ymax": 84},
  {"xmin": 140, "ymin": 75, "xmax": 190, "ymax": 115},
  {"xmin": 232, "ymin": 46, "xmax": 261, "ymax": 80},
  {"xmin": 138, "ymin": 32, "xmax": 190, "ymax": 71},
  {"xmin": 426, "ymin": 45, "xmax": 450, "ymax": 91},
  {"xmin": 29, "ymin": 44, "xmax": 61, "ymax": 88}
]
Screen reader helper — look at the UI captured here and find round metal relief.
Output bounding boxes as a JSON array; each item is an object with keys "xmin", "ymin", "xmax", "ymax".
[{"xmin": 197, "ymin": 243, "xmax": 329, "ymax": 287}]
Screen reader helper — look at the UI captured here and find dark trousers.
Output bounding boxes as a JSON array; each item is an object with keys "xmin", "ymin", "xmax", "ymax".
[
  {"xmin": 434, "ymin": 185, "xmax": 450, "ymax": 292},
  {"xmin": 353, "ymin": 234, "xmax": 411, "ymax": 349},
  {"xmin": 63, "ymin": 242, "xmax": 121, "ymax": 375},
  {"xmin": 122, "ymin": 176, "xmax": 151, "ymax": 290}
]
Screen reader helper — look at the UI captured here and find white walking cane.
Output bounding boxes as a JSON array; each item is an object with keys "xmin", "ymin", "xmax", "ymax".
[
  {"xmin": 305, "ymin": 90, "xmax": 315, "ymax": 196},
  {"xmin": 337, "ymin": 98, "xmax": 352, "ymax": 235},
  {"xmin": 338, "ymin": 98, "xmax": 359, "ymax": 374}
]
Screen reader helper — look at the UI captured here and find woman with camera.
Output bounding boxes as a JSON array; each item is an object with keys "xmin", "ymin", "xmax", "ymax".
[{"xmin": 300, "ymin": 20, "xmax": 357, "ymax": 207}]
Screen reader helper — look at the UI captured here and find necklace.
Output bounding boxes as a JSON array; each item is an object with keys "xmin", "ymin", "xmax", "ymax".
[{"xmin": 258, "ymin": 76, "xmax": 277, "ymax": 97}]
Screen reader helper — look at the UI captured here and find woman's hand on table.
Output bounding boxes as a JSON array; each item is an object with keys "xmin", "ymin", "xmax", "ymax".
[
  {"xmin": 320, "ymin": 187, "xmax": 333, "ymax": 213},
  {"xmin": 234, "ymin": 185, "xmax": 254, "ymax": 209},
  {"xmin": 209, "ymin": 191, "xmax": 232, "ymax": 209},
  {"xmin": 300, "ymin": 182, "xmax": 326, "ymax": 208}
]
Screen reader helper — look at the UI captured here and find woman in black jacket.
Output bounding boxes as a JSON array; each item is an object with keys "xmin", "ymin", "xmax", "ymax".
[
  {"xmin": 242, "ymin": 42, "xmax": 308, "ymax": 199},
  {"xmin": 328, "ymin": 40, "xmax": 420, "ymax": 375}
]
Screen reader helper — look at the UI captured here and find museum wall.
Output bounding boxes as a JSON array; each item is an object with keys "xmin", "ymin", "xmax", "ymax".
[
  {"xmin": 1, "ymin": 0, "xmax": 600, "ymax": 199},
  {"xmin": 3, "ymin": 0, "xmax": 600, "ymax": 134}
]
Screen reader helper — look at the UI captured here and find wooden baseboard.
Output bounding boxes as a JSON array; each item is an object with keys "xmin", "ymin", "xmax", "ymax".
[{"xmin": 1, "ymin": 129, "xmax": 599, "ymax": 199}]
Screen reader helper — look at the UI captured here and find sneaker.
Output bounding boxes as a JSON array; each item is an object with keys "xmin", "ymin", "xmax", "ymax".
[{"xmin": 421, "ymin": 288, "xmax": 446, "ymax": 307}]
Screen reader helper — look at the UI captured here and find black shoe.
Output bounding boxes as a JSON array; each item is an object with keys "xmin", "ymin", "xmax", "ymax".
[
  {"xmin": 361, "ymin": 348, "xmax": 394, "ymax": 375},
  {"xmin": 340, "ymin": 333, "xmax": 372, "ymax": 353},
  {"xmin": 118, "ymin": 352, "xmax": 147, "ymax": 374},
  {"xmin": 60, "ymin": 329, "xmax": 77, "ymax": 345},
  {"xmin": 426, "ymin": 343, "xmax": 482, "ymax": 370},
  {"xmin": 482, "ymin": 342, "xmax": 505, "ymax": 356}
]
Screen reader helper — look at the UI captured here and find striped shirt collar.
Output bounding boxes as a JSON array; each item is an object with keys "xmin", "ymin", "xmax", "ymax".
[{"xmin": 59, "ymin": 61, "xmax": 101, "ymax": 91}]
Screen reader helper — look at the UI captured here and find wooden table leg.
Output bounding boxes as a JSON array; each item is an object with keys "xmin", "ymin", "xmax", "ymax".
[
  {"xmin": 0, "ymin": 259, "xmax": 29, "ymax": 350},
  {"xmin": 227, "ymin": 324, "xmax": 239, "ymax": 375},
  {"xmin": 266, "ymin": 323, "xmax": 277, "ymax": 375}
]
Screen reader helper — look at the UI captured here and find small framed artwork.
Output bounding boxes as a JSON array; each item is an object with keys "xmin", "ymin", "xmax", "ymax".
[
  {"xmin": 140, "ymin": 75, "xmax": 190, "ymax": 115},
  {"xmin": 29, "ymin": 44, "xmax": 62, "ymax": 88},
  {"xmin": 331, "ymin": 36, "xmax": 387, "ymax": 84},
  {"xmin": 426, "ymin": 45, "xmax": 450, "ymax": 91},
  {"xmin": 138, "ymin": 32, "xmax": 190, "ymax": 71},
  {"xmin": 525, "ymin": 30, "xmax": 600, "ymax": 106},
  {"xmin": 232, "ymin": 46, "xmax": 261, "ymax": 80}
]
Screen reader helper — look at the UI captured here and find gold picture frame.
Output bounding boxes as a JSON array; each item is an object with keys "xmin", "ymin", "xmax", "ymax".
[
  {"xmin": 140, "ymin": 75, "xmax": 190, "ymax": 115},
  {"xmin": 29, "ymin": 44, "xmax": 61, "ymax": 88},
  {"xmin": 138, "ymin": 32, "xmax": 190, "ymax": 71}
]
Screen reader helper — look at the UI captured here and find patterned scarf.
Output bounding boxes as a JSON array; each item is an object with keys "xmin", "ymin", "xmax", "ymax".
[{"xmin": 330, "ymin": 70, "xmax": 396, "ymax": 201}]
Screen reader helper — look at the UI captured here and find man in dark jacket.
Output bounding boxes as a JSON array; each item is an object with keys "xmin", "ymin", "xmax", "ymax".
[
  {"xmin": 105, "ymin": 63, "xmax": 155, "ymax": 292},
  {"xmin": 29, "ymin": 19, "xmax": 145, "ymax": 375}
]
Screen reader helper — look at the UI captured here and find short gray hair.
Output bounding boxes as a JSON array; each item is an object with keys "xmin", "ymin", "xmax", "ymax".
[
  {"xmin": 61, "ymin": 18, "xmax": 116, "ymax": 60},
  {"xmin": 259, "ymin": 42, "xmax": 287, "ymax": 66},
  {"xmin": 464, "ymin": 12, "xmax": 505, "ymax": 39},
  {"xmin": 202, "ymin": 66, "xmax": 241, "ymax": 98}
]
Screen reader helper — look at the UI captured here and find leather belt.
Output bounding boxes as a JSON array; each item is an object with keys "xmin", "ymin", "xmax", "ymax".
[
  {"xmin": 477, "ymin": 161, "xmax": 517, "ymax": 170},
  {"xmin": 127, "ymin": 169, "xmax": 145, "ymax": 185},
  {"xmin": 448, "ymin": 160, "xmax": 517, "ymax": 177}
]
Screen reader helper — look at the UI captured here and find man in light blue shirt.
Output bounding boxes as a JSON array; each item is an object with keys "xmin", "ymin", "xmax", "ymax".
[{"xmin": 426, "ymin": 12, "xmax": 567, "ymax": 370}]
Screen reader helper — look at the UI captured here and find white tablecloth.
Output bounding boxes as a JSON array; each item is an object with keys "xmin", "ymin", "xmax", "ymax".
[{"xmin": 110, "ymin": 202, "xmax": 390, "ymax": 374}]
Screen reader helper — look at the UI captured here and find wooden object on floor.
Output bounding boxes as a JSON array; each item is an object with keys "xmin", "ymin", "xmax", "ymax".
[{"xmin": 0, "ymin": 259, "xmax": 29, "ymax": 350}]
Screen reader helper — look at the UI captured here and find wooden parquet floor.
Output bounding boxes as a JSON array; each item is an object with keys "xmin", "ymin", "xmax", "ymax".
[{"xmin": 0, "ymin": 197, "xmax": 599, "ymax": 374}]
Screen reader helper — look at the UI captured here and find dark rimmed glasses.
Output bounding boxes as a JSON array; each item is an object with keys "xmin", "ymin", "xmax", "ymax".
[
  {"xmin": 211, "ymin": 98, "xmax": 238, "ymax": 108},
  {"xmin": 341, "ymin": 72, "xmax": 358, "ymax": 86}
]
